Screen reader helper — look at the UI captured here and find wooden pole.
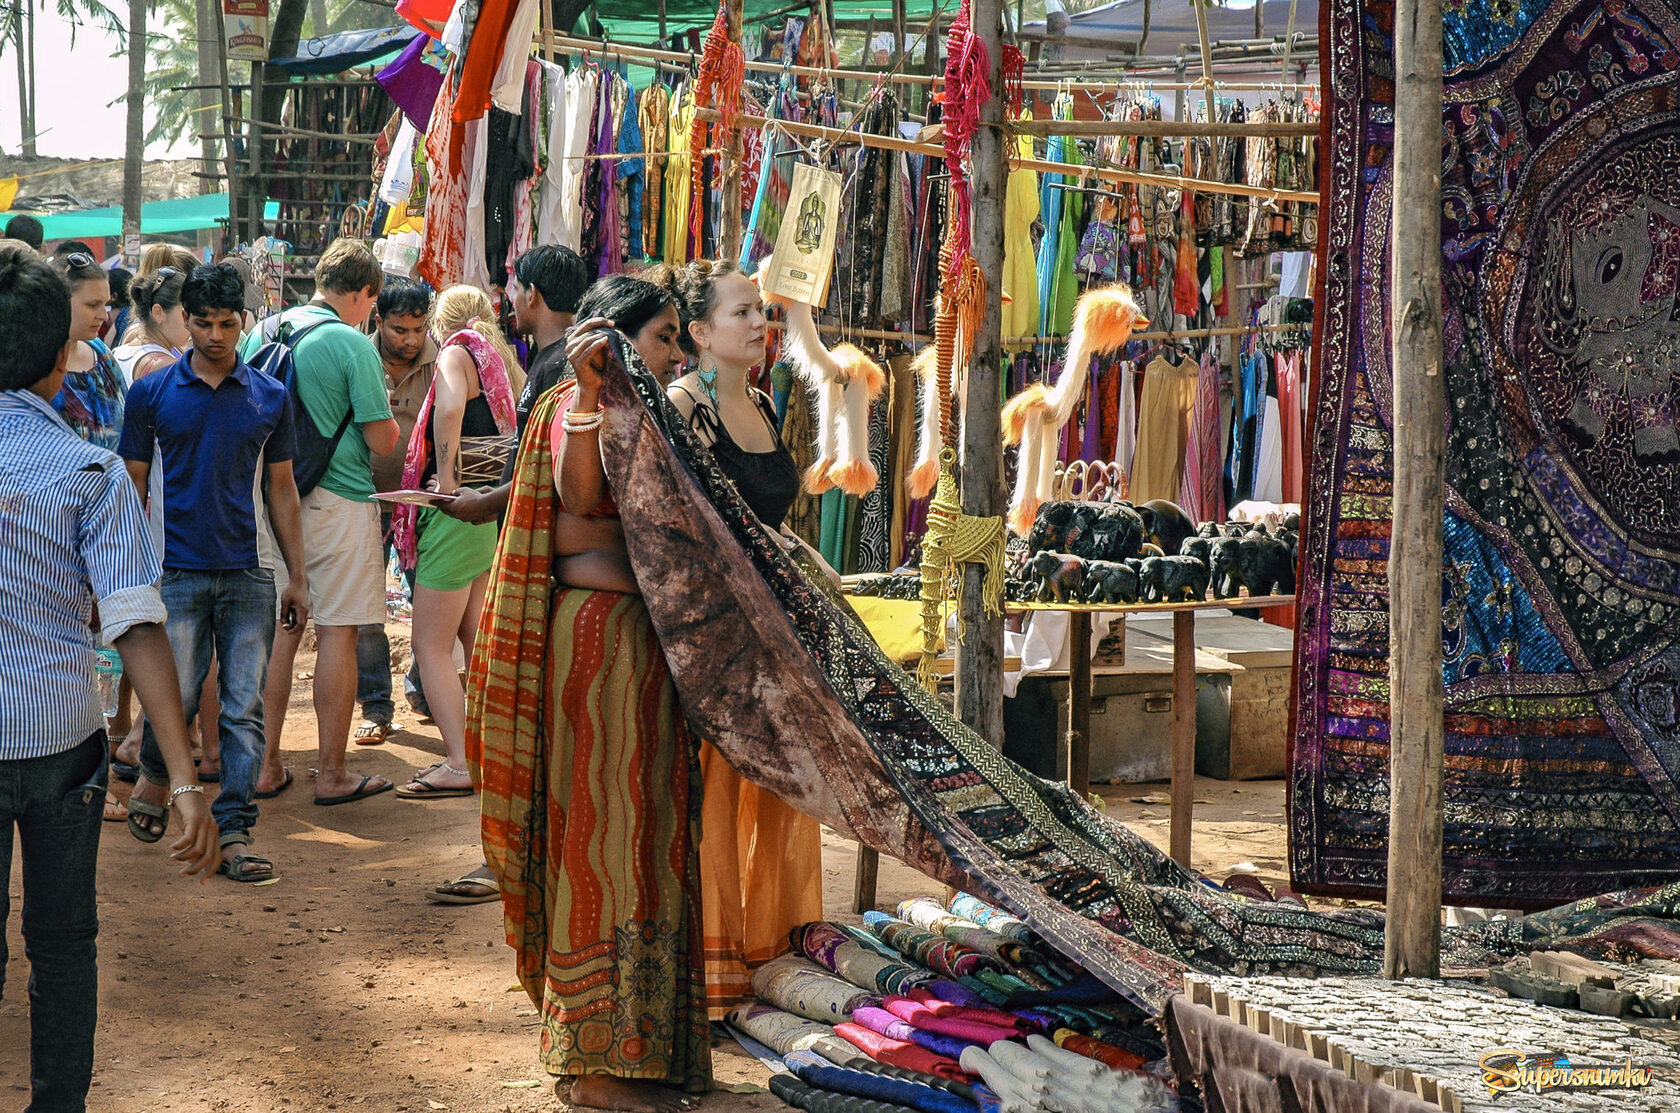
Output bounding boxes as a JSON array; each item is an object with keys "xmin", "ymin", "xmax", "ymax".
[
  {"xmin": 1169, "ymin": 610, "xmax": 1196, "ymax": 865},
  {"xmin": 720, "ymin": 0, "xmax": 745, "ymax": 257},
  {"xmin": 210, "ymin": 2, "xmax": 243, "ymax": 240},
  {"xmin": 121, "ymin": 0, "xmax": 147, "ymax": 266},
  {"xmin": 1190, "ymin": 0, "xmax": 1216, "ymax": 123},
  {"xmin": 1065, "ymin": 612, "xmax": 1092, "ymax": 797},
  {"xmin": 957, "ymin": 0, "xmax": 1007, "ymax": 747},
  {"xmin": 1384, "ymin": 0, "xmax": 1446, "ymax": 981}
]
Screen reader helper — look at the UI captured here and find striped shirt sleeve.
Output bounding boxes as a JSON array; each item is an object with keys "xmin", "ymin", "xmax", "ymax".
[{"xmin": 75, "ymin": 458, "xmax": 165, "ymax": 641}]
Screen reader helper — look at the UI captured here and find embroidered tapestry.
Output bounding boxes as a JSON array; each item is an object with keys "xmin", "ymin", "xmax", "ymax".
[{"xmin": 1292, "ymin": 0, "xmax": 1680, "ymax": 904}]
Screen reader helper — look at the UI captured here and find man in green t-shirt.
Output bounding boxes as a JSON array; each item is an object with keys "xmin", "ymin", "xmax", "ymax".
[{"xmin": 241, "ymin": 239, "xmax": 401, "ymax": 805}]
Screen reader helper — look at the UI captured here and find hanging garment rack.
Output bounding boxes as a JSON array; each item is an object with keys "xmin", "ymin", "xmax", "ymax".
[
  {"xmin": 692, "ymin": 108, "xmax": 1321, "ymax": 205},
  {"xmin": 766, "ymin": 320, "xmax": 1312, "ymax": 346}
]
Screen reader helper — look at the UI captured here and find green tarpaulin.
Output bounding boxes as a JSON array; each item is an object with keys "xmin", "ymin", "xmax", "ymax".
[{"xmin": 2, "ymin": 193, "xmax": 277, "ymax": 241}]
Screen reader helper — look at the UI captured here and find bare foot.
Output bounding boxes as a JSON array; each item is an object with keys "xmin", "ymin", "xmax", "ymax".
[
  {"xmin": 255, "ymin": 766, "xmax": 292, "ymax": 796},
  {"xmin": 114, "ymin": 725, "xmax": 143, "ymax": 768},
  {"xmin": 564, "ymin": 1076, "xmax": 696, "ymax": 1113},
  {"xmin": 130, "ymin": 777, "xmax": 168, "ymax": 839}
]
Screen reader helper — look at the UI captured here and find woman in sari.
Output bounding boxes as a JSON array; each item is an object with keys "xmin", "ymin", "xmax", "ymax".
[
  {"xmin": 472, "ymin": 276, "xmax": 704, "ymax": 1113},
  {"xmin": 649, "ymin": 259, "xmax": 827, "ymax": 1017}
]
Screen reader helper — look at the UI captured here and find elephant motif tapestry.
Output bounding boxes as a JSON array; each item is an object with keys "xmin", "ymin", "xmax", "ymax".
[{"xmin": 1292, "ymin": 0, "xmax": 1680, "ymax": 905}]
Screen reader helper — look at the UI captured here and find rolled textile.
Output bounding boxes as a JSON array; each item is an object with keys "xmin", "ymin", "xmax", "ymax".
[
  {"xmin": 897, "ymin": 898, "xmax": 1047, "ymax": 969},
  {"xmin": 945, "ymin": 894, "xmax": 1039, "ymax": 944},
  {"xmin": 957, "ymin": 1047, "xmax": 1046, "ymax": 1111},
  {"xmin": 970, "ymin": 1083, "xmax": 1006, "ymax": 1113},
  {"xmin": 784, "ymin": 1050, "xmax": 981, "ymax": 1113},
  {"xmin": 769, "ymin": 1072, "xmax": 918, "ymax": 1113},
  {"xmin": 905, "ymin": 988, "xmax": 1039, "ymax": 1033},
  {"xmin": 1023, "ymin": 1034, "xmax": 1102, "ymax": 1082},
  {"xmin": 833, "ymin": 1052, "xmax": 980, "ymax": 1102},
  {"xmin": 727, "ymin": 1002, "xmax": 865, "ymax": 1067},
  {"xmin": 833, "ymin": 1021, "xmax": 973, "ymax": 1084},
  {"xmin": 1051, "ymin": 1028, "xmax": 1146, "ymax": 1073},
  {"xmin": 863, "ymin": 912, "xmax": 1002, "ymax": 980},
  {"xmin": 883, "ymin": 997, "xmax": 1024, "ymax": 1046},
  {"xmin": 796, "ymin": 921, "xmax": 936, "ymax": 995},
  {"xmin": 926, "ymin": 979, "xmax": 986, "ymax": 1009},
  {"xmin": 985, "ymin": 1040, "xmax": 1052, "ymax": 1083},
  {"xmin": 851, "ymin": 1006, "xmax": 978, "ymax": 1061},
  {"xmin": 754, "ymin": 953, "xmax": 880, "ymax": 1023},
  {"xmin": 994, "ymin": 973, "xmax": 1123, "ymax": 1008}
]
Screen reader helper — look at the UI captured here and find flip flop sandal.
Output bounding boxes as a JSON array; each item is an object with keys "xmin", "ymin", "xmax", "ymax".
[
  {"xmin": 313, "ymin": 774, "xmax": 394, "ymax": 806},
  {"xmin": 126, "ymin": 792, "xmax": 168, "ymax": 844},
  {"xmin": 427, "ymin": 872, "xmax": 500, "ymax": 904},
  {"xmin": 395, "ymin": 778, "xmax": 475, "ymax": 799},
  {"xmin": 353, "ymin": 720, "xmax": 395, "ymax": 745},
  {"xmin": 254, "ymin": 768, "xmax": 294, "ymax": 799},
  {"xmin": 219, "ymin": 850, "xmax": 279, "ymax": 884},
  {"xmin": 103, "ymin": 793, "xmax": 129, "ymax": 823}
]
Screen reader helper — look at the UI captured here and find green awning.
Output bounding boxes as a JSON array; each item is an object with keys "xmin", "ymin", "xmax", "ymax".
[{"xmin": 2, "ymin": 192, "xmax": 278, "ymax": 241}]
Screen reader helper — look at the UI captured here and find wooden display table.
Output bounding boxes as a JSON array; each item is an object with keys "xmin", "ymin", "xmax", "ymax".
[{"xmin": 842, "ymin": 584, "xmax": 1293, "ymax": 908}]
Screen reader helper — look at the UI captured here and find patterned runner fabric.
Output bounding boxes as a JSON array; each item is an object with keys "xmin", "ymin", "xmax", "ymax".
[
  {"xmin": 1293, "ymin": 0, "xmax": 1680, "ymax": 904},
  {"xmin": 470, "ymin": 384, "xmax": 709, "ymax": 1090}
]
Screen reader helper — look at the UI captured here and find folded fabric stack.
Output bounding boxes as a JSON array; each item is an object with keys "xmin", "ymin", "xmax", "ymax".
[{"xmin": 738, "ymin": 894, "xmax": 1182, "ymax": 1113}]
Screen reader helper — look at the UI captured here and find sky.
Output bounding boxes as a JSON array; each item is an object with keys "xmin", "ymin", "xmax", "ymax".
[{"xmin": 1, "ymin": 8, "xmax": 202, "ymax": 162}]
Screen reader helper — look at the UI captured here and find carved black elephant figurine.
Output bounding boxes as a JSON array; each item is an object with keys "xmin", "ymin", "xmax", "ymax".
[
  {"xmin": 1139, "ymin": 554, "xmax": 1210, "ymax": 603},
  {"xmin": 1083, "ymin": 559, "xmax": 1141, "ymax": 605},
  {"xmin": 1135, "ymin": 499, "xmax": 1197, "ymax": 558},
  {"xmin": 1031, "ymin": 549, "xmax": 1088, "ymax": 603},
  {"xmin": 1225, "ymin": 535, "xmax": 1296, "ymax": 598}
]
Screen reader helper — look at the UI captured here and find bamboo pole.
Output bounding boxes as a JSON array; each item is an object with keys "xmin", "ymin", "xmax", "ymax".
[
  {"xmin": 692, "ymin": 108, "xmax": 1322, "ymax": 203},
  {"xmin": 1002, "ymin": 118, "xmax": 1317, "ymax": 138},
  {"xmin": 1385, "ymin": 0, "xmax": 1446, "ymax": 982},
  {"xmin": 960, "ymin": 0, "xmax": 1007, "ymax": 746},
  {"xmin": 766, "ymin": 319, "xmax": 1310, "ymax": 345},
  {"xmin": 1191, "ymin": 0, "xmax": 1217, "ymax": 122}
]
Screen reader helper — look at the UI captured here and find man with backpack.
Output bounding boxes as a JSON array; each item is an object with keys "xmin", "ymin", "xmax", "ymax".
[
  {"xmin": 241, "ymin": 239, "xmax": 400, "ymax": 806},
  {"xmin": 120, "ymin": 263, "xmax": 309, "ymax": 882}
]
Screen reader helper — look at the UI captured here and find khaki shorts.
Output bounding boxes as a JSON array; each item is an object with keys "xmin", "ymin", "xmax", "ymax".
[{"xmin": 288, "ymin": 487, "xmax": 387, "ymax": 627}]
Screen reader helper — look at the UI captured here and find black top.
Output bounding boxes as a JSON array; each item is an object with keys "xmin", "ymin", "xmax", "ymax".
[
  {"xmin": 501, "ymin": 339, "xmax": 572, "ymax": 488},
  {"xmin": 673, "ymin": 385, "xmax": 801, "ymax": 532},
  {"xmin": 424, "ymin": 349, "xmax": 504, "ymax": 488}
]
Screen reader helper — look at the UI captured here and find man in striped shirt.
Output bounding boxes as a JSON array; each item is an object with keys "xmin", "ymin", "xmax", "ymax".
[{"xmin": 0, "ymin": 246, "xmax": 218, "ymax": 1112}]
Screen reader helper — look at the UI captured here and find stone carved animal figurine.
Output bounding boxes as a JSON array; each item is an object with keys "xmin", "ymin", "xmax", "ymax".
[
  {"xmin": 1065, "ymin": 501, "xmax": 1145, "ymax": 563},
  {"xmin": 1228, "ymin": 535, "xmax": 1297, "ymax": 598},
  {"xmin": 1031, "ymin": 549, "xmax": 1089, "ymax": 604},
  {"xmin": 1083, "ymin": 559, "xmax": 1141, "ymax": 605},
  {"xmin": 1208, "ymin": 537, "xmax": 1244, "ymax": 598},
  {"xmin": 1027, "ymin": 501, "xmax": 1078, "ymax": 556},
  {"xmin": 1135, "ymin": 499, "xmax": 1197, "ymax": 559},
  {"xmin": 1180, "ymin": 535, "xmax": 1212, "ymax": 568},
  {"xmin": 1139, "ymin": 555, "xmax": 1210, "ymax": 603}
]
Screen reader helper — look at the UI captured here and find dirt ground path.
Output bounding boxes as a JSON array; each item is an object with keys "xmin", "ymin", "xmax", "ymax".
[{"xmin": 1, "ymin": 634, "xmax": 1295, "ymax": 1112}]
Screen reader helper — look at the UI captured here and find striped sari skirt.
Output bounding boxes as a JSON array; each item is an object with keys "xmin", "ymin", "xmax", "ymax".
[{"xmin": 487, "ymin": 586, "xmax": 710, "ymax": 1090}]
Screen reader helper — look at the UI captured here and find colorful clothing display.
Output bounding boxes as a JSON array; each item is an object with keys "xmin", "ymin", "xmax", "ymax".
[{"xmin": 1294, "ymin": 0, "xmax": 1680, "ymax": 905}]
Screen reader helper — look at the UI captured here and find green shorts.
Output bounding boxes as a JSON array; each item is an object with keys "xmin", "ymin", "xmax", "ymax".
[{"xmin": 415, "ymin": 505, "xmax": 499, "ymax": 591}]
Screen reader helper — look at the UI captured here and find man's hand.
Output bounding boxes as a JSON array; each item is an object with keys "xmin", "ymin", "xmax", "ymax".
[
  {"xmin": 440, "ymin": 485, "xmax": 508, "ymax": 524},
  {"xmin": 168, "ymin": 790, "xmax": 220, "ymax": 878},
  {"xmin": 279, "ymin": 579, "xmax": 311, "ymax": 632}
]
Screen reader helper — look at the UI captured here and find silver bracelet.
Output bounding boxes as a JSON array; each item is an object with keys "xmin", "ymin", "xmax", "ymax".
[{"xmin": 169, "ymin": 784, "xmax": 206, "ymax": 806}]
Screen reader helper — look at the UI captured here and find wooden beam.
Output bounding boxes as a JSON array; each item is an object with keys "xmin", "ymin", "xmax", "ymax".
[
  {"xmin": 720, "ymin": 0, "xmax": 745, "ymax": 256},
  {"xmin": 1004, "ymin": 118, "xmax": 1317, "ymax": 138},
  {"xmin": 1065, "ymin": 611, "xmax": 1092, "ymax": 796},
  {"xmin": 957, "ymin": 0, "xmax": 1008, "ymax": 747},
  {"xmin": 1190, "ymin": 0, "xmax": 1216, "ymax": 123},
  {"xmin": 691, "ymin": 108, "xmax": 1322, "ymax": 204},
  {"xmin": 1170, "ymin": 610, "xmax": 1196, "ymax": 865},
  {"xmin": 1384, "ymin": 0, "xmax": 1446, "ymax": 981}
]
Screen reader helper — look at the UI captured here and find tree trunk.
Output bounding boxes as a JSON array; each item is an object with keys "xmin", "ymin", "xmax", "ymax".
[
  {"xmin": 551, "ymin": 0, "xmax": 591, "ymax": 38},
  {"xmin": 15, "ymin": 1, "xmax": 36, "ymax": 157},
  {"xmin": 250, "ymin": 0, "xmax": 309, "ymax": 242},
  {"xmin": 309, "ymin": 0, "xmax": 330, "ymax": 37},
  {"xmin": 123, "ymin": 0, "xmax": 147, "ymax": 263},
  {"xmin": 196, "ymin": 0, "xmax": 223, "ymax": 195}
]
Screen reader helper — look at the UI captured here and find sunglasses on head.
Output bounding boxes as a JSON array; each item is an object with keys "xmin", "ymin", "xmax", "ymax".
[
  {"xmin": 61, "ymin": 252, "xmax": 97, "ymax": 270},
  {"xmin": 156, "ymin": 266, "xmax": 180, "ymax": 280}
]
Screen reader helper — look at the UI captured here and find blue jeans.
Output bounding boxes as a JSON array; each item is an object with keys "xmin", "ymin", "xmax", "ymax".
[
  {"xmin": 0, "ymin": 731, "xmax": 106, "ymax": 1112},
  {"xmin": 140, "ymin": 568, "xmax": 276, "ymax": 840}
]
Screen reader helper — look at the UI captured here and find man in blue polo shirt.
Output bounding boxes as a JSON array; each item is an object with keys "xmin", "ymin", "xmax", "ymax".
[{"xmin": 120, "ymin": 263, "xmax": 311, "ymax": 884}]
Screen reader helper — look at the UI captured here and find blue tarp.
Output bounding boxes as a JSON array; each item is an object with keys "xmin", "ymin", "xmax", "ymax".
[{"xmin": 268, "ymin": 25, "xmax": 420, "ymax": 76}]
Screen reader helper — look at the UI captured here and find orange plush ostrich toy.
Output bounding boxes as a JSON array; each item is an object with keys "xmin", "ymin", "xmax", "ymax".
[
  {"xmin": 768, "ymin": 293, "xmax": 887, "ymax": 496},
  {"xmin": 1001, "ymin": 283, "xmax": 1147, "ymax": 535}
]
